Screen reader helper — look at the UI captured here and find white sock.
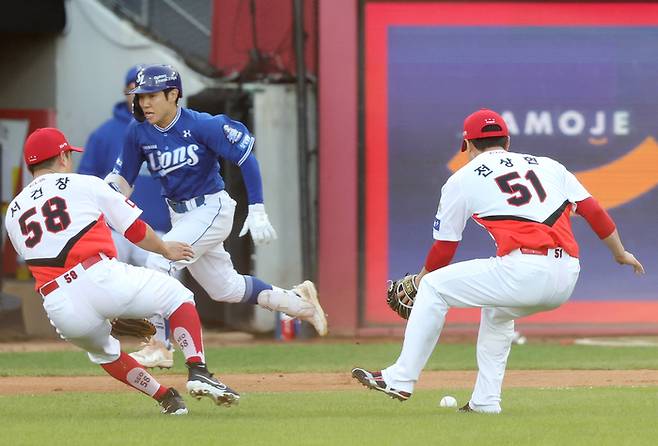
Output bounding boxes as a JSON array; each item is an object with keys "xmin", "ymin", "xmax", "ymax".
[
  {"xmin": 257, "ymin": 288, "xmax": 314, "ymax": 318},
  {"xmin": 148, "ymin": 315, "xmax": 171, "ymax": 349}
]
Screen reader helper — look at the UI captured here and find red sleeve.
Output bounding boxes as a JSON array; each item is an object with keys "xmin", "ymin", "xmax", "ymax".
[
  {"xmin": 575, "ymin": 197, "xmax": 616, "ymax": 239},
  {"xmin": 124, "ymin": 218, "xmax": 147, "ymax": 243},
  {"xmin": 424, "ymin": 240, "xmax": 459, "ymax": 272}
]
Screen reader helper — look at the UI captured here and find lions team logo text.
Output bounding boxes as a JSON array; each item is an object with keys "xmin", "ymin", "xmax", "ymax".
[{"xmin": 145, "ymin": 144, "xmax": 200, "ymax": 175}]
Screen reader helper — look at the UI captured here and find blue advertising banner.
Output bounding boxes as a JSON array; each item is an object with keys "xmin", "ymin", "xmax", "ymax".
[{"xmin": 364, "ymin": 3, "xmax": 658, "ymax": 326}]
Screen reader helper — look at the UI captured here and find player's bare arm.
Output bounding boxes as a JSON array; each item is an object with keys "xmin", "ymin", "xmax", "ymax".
[
  {"xmin": 574, "ymin": 196, "xmax": 644, "ymax": 275},
  {"xmin": 602, "ymin": 230, "xmax": 644, "ymax": 275},
  {"xmin": 415, "ymin": 268, "xmax": 428, "ymax": 285}
]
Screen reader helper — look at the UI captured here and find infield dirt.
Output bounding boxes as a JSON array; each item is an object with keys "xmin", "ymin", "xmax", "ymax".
[{"xmin": 1, "ymin": 369, "xmax": 657, "ymax": 395}]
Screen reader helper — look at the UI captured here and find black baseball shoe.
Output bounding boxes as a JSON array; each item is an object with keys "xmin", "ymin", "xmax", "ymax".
[
  {"xmin": 351, "ymin": 367, "xmax": 411, "ymax": 402},
  {"xmin": 457, "ymin": 401, "xmax": 501, "ymax": 414},
  {"xmin": 159, "ymin": 388, "xmax": 188, "ymax": 415},
  {"xmin": 186, "ymin": 362, "xmax": 240, "ymax": 407},
  {"xmin": 458, "ymin": 402, "xmax": 474, "ymax": 413}
]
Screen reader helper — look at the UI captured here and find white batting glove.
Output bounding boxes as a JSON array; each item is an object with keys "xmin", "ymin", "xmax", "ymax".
[{"xmin": 239, "ymin": 203, "xmax": 278, "ymax": 245}]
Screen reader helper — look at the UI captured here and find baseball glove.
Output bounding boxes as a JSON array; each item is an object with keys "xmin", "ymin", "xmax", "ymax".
[
  {"xmin": 110, "ymin": 318, "xmax": 156, "ymax": 340},
  {"xmin": 386, "ymin": 274, "xmax": 418, "ymax": 319}
]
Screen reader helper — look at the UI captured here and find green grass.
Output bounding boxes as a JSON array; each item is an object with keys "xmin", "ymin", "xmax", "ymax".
[
  {"xmin": 1, "ymin": 388, "xmax": 657, "ymax": 446},
  {"xmin": 1, "ymin": 342, "xmax": 658, "ymax": 376},
  {"xmin": 2, "ymin": 342, "xmax": 658, "ymax": 445}
]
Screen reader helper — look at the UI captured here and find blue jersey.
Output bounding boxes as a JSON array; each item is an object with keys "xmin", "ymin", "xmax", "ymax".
[
  {"xmin": 79, "ymin": 102, "xmax": 171, "ymax": 232},
  {"xmin": 116, "ymin": 107, "xmax": 263, "ymax": 203}
]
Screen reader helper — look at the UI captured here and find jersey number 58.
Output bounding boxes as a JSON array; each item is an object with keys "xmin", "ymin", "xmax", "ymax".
[{"xmin": 18, "ymin": 197, "xmax": 71, "ymax": 248}]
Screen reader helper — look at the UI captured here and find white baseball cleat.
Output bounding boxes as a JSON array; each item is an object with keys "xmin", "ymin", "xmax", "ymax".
[
  {"xmin": 293, "ymin": 280, "xmax": 328, "ymax": 336},
  {"xmin": 129, "ymin": 338, "xmax": 174, "ymax": 369}
]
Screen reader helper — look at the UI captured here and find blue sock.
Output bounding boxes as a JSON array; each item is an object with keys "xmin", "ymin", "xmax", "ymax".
[
  {"xmin": 242, "ymin": 276, "xmax": 273, "ymax": 304},
  {"xmin": 164, "ymin": 319, "xmax": 172, "ymax": 349}
]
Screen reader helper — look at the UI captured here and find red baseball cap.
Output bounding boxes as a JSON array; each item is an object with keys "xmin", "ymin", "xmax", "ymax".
[
  {"xmin": 24, "ymin": 128, "xmax": 83, "ymax": 166},
  {"xmin": 461, "ymin": 108, "xmax": 509, "ymax": 151}
]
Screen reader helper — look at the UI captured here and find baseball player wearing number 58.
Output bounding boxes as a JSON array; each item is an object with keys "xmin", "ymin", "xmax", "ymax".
[
  {"xmin": 5, "ymin": 128, "xmax": 241, "ymax": 414},
  {"xmin": 352, "ymin": 108, "xmax": 644, "ymax": 413},
  {"xmin": 107, "ymin": 64, "xmax": 327, "ymax": 368}
]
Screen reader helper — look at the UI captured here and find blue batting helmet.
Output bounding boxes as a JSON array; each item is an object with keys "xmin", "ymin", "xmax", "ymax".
[
  {"xmin": 124, "ymin": 64, "xmax": 144, "ymax": 87},
  {"xmin": 129, "ymin": 64, "xmax": 183, "ymax": 98}
]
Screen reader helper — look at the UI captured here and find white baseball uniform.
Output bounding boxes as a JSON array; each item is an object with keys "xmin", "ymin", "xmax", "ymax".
[
  {"xmin": 145, "ymin": 190, "xmax": 244, "ymax": 301},
  {"xmin": 4, "ymin": 173, "xmax": 194, "ymax": 364},
  {"xmin": 111, "ymin": 106, "xmax": 327, "ymax": 357},
  {"xmin": 382, "ymin": 149, "xmax": 589, "ymax": 413}
]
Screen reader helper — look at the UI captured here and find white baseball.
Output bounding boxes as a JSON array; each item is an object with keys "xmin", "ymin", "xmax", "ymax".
[{"xmin": 439, "ymin": 395, "xmax": 458, "ymax": 408}]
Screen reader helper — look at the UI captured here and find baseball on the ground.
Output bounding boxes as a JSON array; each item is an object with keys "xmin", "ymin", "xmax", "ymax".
[{"xmin": 439, "ymin": 395, "xmax": 458, "ymax": 408}]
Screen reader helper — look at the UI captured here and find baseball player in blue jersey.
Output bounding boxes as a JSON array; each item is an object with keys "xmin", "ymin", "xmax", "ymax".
[
  {"xmin": 107, "ymin": 64, "xmax": 327, "ymax": 367},
  {"xmin": 80, "ymin": 65, "xmax": 172, "ymax": 261},
  {"xmin": 80, "ymin": 65, "xmax": 176, "ymax": 362}
]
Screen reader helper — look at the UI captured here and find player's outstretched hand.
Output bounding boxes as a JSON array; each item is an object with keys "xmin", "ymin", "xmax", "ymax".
[
  {"xmin": 162, "ymin": 241, "xmax": 195, "ymax": 262},
  {"xmin": 239, "ymin": 203, "xmax": 278, "ymax": 246},
  {"xmin": 614, "ymin": 251, "xmax": 645, "ymax": 275}
]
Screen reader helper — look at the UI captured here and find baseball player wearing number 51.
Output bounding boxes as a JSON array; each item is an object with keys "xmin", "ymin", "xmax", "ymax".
[
  {"xmin": 107, "ymin": 64, "xmax": 327, "ymax": 368},
  {"xmin": 5, "ymin": 128, "xmax": 241, "ymax": 415},
  {"xmin": 352, "ymin": 108, "xmax": 644, "ymax": 413}
]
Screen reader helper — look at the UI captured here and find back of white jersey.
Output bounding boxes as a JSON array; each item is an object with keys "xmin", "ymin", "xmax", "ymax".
[
  {"xmin": 5, "ymin": 173, "xmax": 142, "ymax": 286},
  {"xmin": 434, "ymin": 150, "xmax": 590, "ymax": 256}
]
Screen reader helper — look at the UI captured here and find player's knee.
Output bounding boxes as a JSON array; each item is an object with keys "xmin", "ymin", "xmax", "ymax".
[
  {"xmin": 83, "ymin": 335, "xmax": 121, "ymax": 365},
  {"xmin": 480, "ymin": 310, "xmax": 515, "ymax": 338},
  {"xmin": 169, "ymin": 290, "xmax": 195, "ymax": 314},
  {"xmin": 206, "ymin": 277, "xmax": 246, "ymax": 303},
  {"xmin": 159, "ymin": 281, "xmax": 195, "ymax": 318},
  {"xmin": 54, "ymin": 319, "xmax": 101, "ymax": 341},
  {"xmin": 88, "ymin": 351, "xmax": 121, "ymax": 365},
  {"xmin": 190, "ymin": 269, "xmax": 246, "ymax": 303}
]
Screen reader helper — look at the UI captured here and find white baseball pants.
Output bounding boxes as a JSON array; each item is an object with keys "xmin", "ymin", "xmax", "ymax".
[
  {"xmin": 382, "ymin": 248, "xmax": 580, "ymax": 413},
  {"xmin": 42, "ymin": 256, "xmax": 194, "ymax": 364},
  {"xmin": 146, "ymin": 190, "xmax": 246, "ymax": 303}
]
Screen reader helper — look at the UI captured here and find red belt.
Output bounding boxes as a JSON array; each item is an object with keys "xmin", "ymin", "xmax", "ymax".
[
  {"xmin": 39, "ymin": 253, "xmax": 106, "ymax": 297},
  {"xmin": 519, "ymin": 247, "xmax": 549, "ymax": 256}
]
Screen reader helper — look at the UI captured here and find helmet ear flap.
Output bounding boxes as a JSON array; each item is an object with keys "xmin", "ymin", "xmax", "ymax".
[{"xmin": 132, "ymin": 95, "xmax": 145, "ymax": 122}]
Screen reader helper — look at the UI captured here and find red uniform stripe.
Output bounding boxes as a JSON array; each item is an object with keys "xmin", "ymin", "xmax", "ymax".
[
  {"xmin": 473, "ymin": 206, "xmax": 579, "ymax": 258},
  {"xmin": 29, "ymin": 216, "xmax": 117, "ymax": 288}
]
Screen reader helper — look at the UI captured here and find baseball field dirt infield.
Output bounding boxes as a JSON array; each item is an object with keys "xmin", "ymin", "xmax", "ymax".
[
  {"xmin": 2, "ymin": 339, "xmax": 658, "ymax": 446},
  {"xmin": 1, "ymin": 369, "xmax": 657, "ymax": 395}
]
